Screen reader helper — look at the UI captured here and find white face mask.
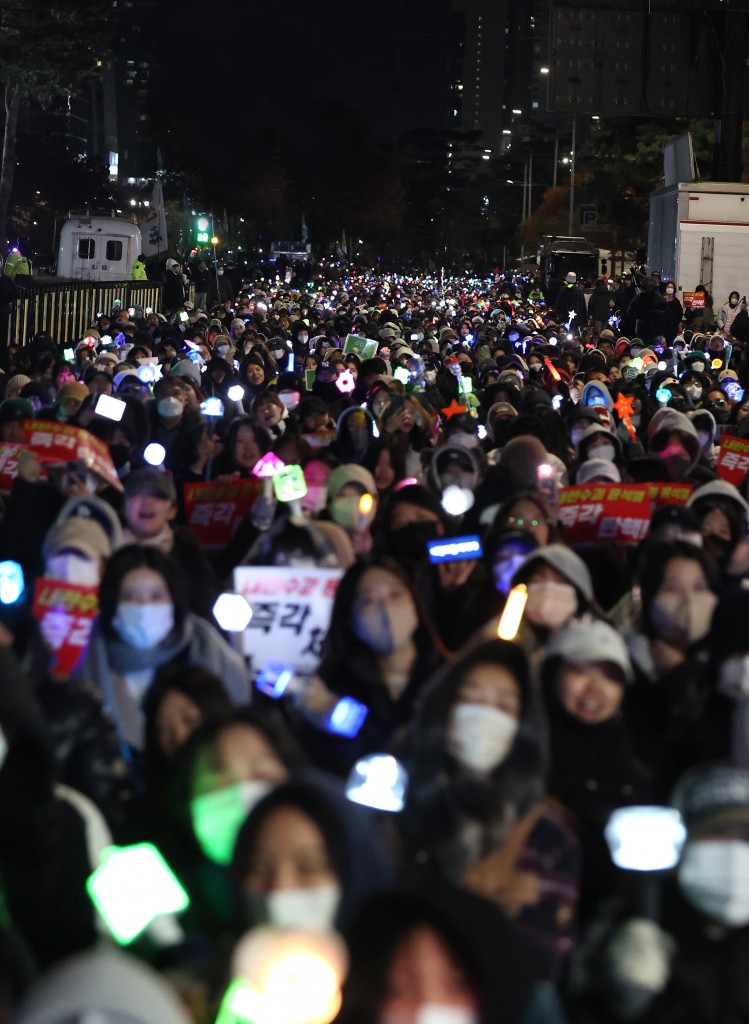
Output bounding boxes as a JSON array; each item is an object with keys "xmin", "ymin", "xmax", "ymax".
[
  {"xmin": 46, "ymin": 553, "xmax": 100, "ymax": 587},
  {"xmin": 679, "ymin": 840, "xmax": 749, "ymax": 926},
  {"xmin": 447, "ymin": 703, "xmax": 518, "ymax": 775},
  {"xmin": 352, "ymin": 600, "xmax": 418, "ymax": 657},
  {"xmin": 686, "ymin": 386, "xmax": 703, "ymax": 401},
  {"xmin": 246, "ymin": 884, "xmax": 341, "ymax": 931},
  {"xmin": 157, "ymin": 396, "xmax": 183, "ymax": 419},
  {"xmin": 590, "ymin": 443, "xmax": 616, "ymax": 462},
  {"xmin": 649, "ymin": 591, "xmax": 717, "ymax": 646},
  {"xmin": 450, "ymin": 433, "xmax": 480, "ymax": 450},
  {"xmin": 112, "ymin": 601, "xmax": 175, "ymax": 649},
  {"xmin": 524, "ymin": 580, "xmax": 578, "ymax": 629},
  {"xmin": 383, "ymin": 1006, "xmax": 478, "ymax": 1024},
  {"xmin": 191, "ymin": 780, "xmax": 272, "ymax": 865},
  {"xmin": 718, "ymin": 655, "xmax": 749, "ymax": 699}
]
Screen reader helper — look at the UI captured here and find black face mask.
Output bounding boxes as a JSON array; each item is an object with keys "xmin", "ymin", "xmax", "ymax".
[
  {"xmin": 387, "ymin": 521, "xmax": 440, "ymax": 563},
  {"xmin": 109, "ymin": 444, "xmax": 131, "ymax": 470}
]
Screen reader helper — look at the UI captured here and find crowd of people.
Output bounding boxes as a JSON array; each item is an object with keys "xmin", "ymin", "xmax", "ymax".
[{"xmin": 2, "ymin": 264, "xmax": 749, "ymax": 1024}]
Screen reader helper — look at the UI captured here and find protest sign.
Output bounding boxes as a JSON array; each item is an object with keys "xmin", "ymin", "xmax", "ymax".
[
  {"xmin": 559, "ymin": 483, "xmax": 651, "ymax": 546},
  {"xmin": 682, "ymin": 291, "xmax": 705, "ymax": 309},
  {"xmin": 0, "ymin": 443, "xmax": 24, "ymax": 491},
  {"xmin": 22, "ymin": 420, "xmax": 122, "ymax": 492},
  {"xmin": 647, "ymin": 482, "xmax": 693, "ymax": 509},
  {"xmin": 232, "ymin": 566, "xmax": 343, "ymax": 674},
  {"xmin": 716, "ymin": 435, "xmax": 749, "ymax": 486},
  {"xmin": 343, "ymin": 334, "xmax": 378, "ymax": 359},
  {"xmin": 183, "ymin": 478, "xmax": 263, "ymax": 549},
  {"xmin": 33, "ymin": 579, "xmax": 98, "ymax": 676}
]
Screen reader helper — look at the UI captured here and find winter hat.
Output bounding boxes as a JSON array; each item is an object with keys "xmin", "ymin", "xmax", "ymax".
[
  {"xmin": 57, "ymin": 494, "xmax": 124, "ymax": 549},
  {"xmin": 576, "ymin": 458, "xmax": 622, "ymax": 485},
  {"xmin": 14, "ymin": 949, "xmax": 190, "ymax": 1024},
  {"xmin": 42, "ymin": 516, "xmax": 111, "ymax": 563},
  {"xmin": 687, "ymin": 479, "xmax": 749, "ymax": 518},
  {"xmin": 113, "ymin": 369, "xmax": 142, "ymax": 390},
  {"xmin": 671, "ymin": 762, "xmax": 749, "ymax": 838},
  {"xmin": 543, "ymin": 618, "xmax": 633, "ymax": 682},
  {"xmin": 326, "ymin": 464, "xmax": 377, "ymax": 499},
  {"xmin": 565, "ymin": 272, "xmax": 577, "ymax": 284},
  {"xmin": 170, "ymin": 358, "xmax": 202, "ymax": 384},
  {"xmin": 5, "ymin": 373, "xmax": 31, "ymax": 395},
  {"xmin": 0, "ymin": 396, "xmax": 33, "ymax": 425},
  {"xmin": 511, "ymin": 544, "xmax": 594, "ymax": 602},
  {"xmin": 55, "ymin": 382, "xmax": 88, "ymax": 405},
  {"xmin": 576, "ymin": 422, "xmax": 623, "ymax": 460}
]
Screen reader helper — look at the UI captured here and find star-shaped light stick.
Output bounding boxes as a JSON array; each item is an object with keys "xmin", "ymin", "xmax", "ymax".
[{"xmin": 613, "ymin": 392, "xmax": 637, "ymax": 441}]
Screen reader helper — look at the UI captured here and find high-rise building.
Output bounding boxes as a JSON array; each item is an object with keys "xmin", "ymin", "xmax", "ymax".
[{"xmin": 449, "ymin": 0, "xmax": 507, "ymax": 157}]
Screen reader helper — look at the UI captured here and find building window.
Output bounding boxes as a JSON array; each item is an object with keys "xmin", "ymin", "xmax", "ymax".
[
  {"xmin": 78, "ymin": 238, "xmax": 95, "ymax": 259},
  {"xmin": 106, "ymin": 240, "xmax": 123, "ymax": 262}
]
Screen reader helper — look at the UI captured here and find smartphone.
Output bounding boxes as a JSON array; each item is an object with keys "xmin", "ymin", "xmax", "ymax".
[
  {"xmin": 255, "ymin": 662, "xmax": 295, "ymax": 699},
  {"xmin": 95, "ymin": 394, "xmax": 126, "ymax": 422},
  {"xmin": 537, "ymin": 463, "xmax": 558, "ymax": 505},
  {"xmin": 179, "ymin": 311, "xmax": 189, "ymax": 323},
  {"xmin": 63, "ymin": 347, "xmax": 75, "ymax": 361},
  {"xmin": 325, "ymin": 697, "xmax": 368, "ymax": 738},
  {"xmin": 427, "ymin": 535, "xmax": 483, "ymax": 564}
]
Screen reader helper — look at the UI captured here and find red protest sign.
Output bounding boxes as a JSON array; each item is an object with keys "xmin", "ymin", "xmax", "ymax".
[
  {"xmin": 682, "ymin": 291, "xmax": 705, "ymax": 309},
  {"xmin": 0, "ymin": 443, "xmax": 24, "ymax": 492},
  {"xmin": 33, "ymin": 579, "xmax": 99, "ymax": 676},
  {"xmin": 716, "ymin": 435, "xmax": 749, "ymax": 486},
  {"xmin": 183, "ymin": 478, "xmax": 263, "ymax": 549},
  {"xmin": 559, "ymin": 483, "xmax": 651, "ymax": 547},
  {"xmin": 22, "ymin": 420, "xmax": 122, "ymax": 492},
  {"xmin": 647, "ymin": 482, "xmax": 693, "ymax": 510}
]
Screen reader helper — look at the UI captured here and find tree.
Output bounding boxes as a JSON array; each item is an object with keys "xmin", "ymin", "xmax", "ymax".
[{"xmin": 0, "ymin": 0, "xmax": 109, "ymax": 251}]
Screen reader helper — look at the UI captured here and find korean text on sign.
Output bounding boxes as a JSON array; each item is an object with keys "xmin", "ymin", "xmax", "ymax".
[
  {"xmin": 183, "ymin": 478, "xmax": 263, "ymax": 549},
  {"xmin": 716, "ymin": 436, "xmax": 749, "ymax": 487},
  {"xmin": 232, "ymin": 566, "xmax": 343, "ymax": 674},
  {"xmin": 32, "ymin": 579, "xmax": 99, "ymax": 676},
  {"xmin": 558, "ymin": 483, "xmax": 652, "ymax": 547},
  {"xmin": 22, "ymin": 420, "xmax": 122, "ymax": 492}
]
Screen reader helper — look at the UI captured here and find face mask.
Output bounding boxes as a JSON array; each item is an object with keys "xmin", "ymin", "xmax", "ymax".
[
  {"xmin": 352, "ymin": 597, "xmax": 418, "ymax": 657},
  {"xmin": 112, "ymin": 601, "xmax": 175, "ymax": 649},
  {"xmin": 666, "ymin": 289, "xmax": 675, "ymax": 297},
  {"xmin": 730, "ymin": 300, "xmax": 739, "ymax": 308},
  {"xmin": 330, "ymin": 495, "xmax": 375, "ymax": 533},
  {"xmin": 245, "ymin": 884, "xmax": 341, "ymax": 931},
  {"xmin": 447, "ymin": 703, "xmax": 518, "ymax": 775},
  {"xmin": 278, "ymin": 391, "xmax": 300, "ymax": 412},
  {"xmin": 590, "ymin": 443, "xmax": 616, "ymax": 461},
  {"xmin": 46, "ymin": 554, "xmax": 100, "ymax": 587},
  {"xmin": 300, "ymin": 484, "xmax": 327, "ymax": 515},
  {"xmin": 389, "ymin": 521, "xmax": 440, "ymax": 562},
  {"xmin": 696, "ymin": 430, "xmax": 711, "ymax": 449},
  {"xmin": 649, "ymin": 591, "xmax": 717, "ymax": 646},
  {"xmin": 450, "ymin": 432, "xmax": 480, "ymax": 450},
  {"xmin": 678, "ymin": 840, "xmax": 749, "ymax": 927},
  {"xmin": 524, "ymin": 580, "xmax": 578, "ymax": 630},
  {"xmin": 157, "ymin": 396, "xmax": 183, "ymax": 419},
  {"xmin": 718, "ymin": 655, "xmax": 749, "ymax": 699},
  {"xmin": 686, "ymin": 385, "xmax": 703, "ymax": 401},
  {"xmin": 216, "ymin": 344, "xmax": 230, "ymax": 355},
  {"xmin": 109, "ymin": 443, "xmax": 131, "ymax": 470},
  {"xmin": 655, "ymin": 441, "xmax": 691, "ymax": 480},
  {"xmin": 191, "ymin": 780, "xmax": 271, "ymax": 865},
  {"xmin": 217, "ymin": 269, "xmax": 225, "ymax": 276},
  {"xmin": 570, "ymin": 427, "xmax": 588, "ymax": 448},
  {"xmin": 382, "ymin": 1005, "xmax": 478, "ymax": 1024},
  {"xmin": 425, "ymin": 370, "xmax": 437, "ymax": 385}
]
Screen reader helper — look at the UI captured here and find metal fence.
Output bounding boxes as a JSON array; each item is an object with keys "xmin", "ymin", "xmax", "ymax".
[{"xmin": 9, "ymin": 279, "xmax": 193, "ymax": 345}]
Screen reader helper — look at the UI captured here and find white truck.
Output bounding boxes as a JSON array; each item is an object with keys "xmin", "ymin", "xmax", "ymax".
[
  {"xmin": 57, "ymin": 214, "xmax": 142, "ymax": 281},
  {"xmin": 647, "ymin": 182, "xmax": 749, "ymax": 306}
]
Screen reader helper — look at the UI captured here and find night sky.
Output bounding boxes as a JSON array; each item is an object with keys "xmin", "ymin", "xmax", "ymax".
[{"xmin": 161, "ymin": 0, "xmax": 452, "ymax": 149}]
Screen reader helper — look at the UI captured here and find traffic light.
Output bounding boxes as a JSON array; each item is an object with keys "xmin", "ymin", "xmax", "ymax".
[{"xmin": 195, "ymin": 216, "xmax": 210, "ymax": 244}]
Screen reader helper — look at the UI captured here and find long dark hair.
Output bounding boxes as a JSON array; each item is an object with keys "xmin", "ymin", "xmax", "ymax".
[
  {"xmin": 97, "ymin": 545, "xmax": 190, "ymax": 641},
  {"xmin": 317, "ymin": 555, "xmax": 447, "ymax": 691},
  {"xmin": 637, "ymin": 540, "xmax": 719, "ymax": 639}
]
